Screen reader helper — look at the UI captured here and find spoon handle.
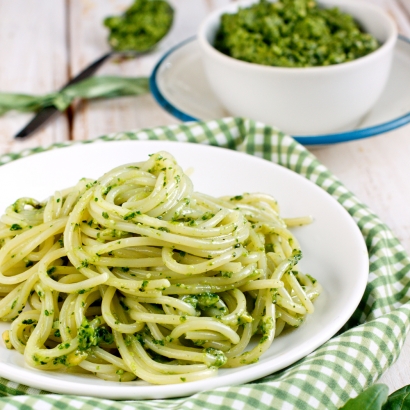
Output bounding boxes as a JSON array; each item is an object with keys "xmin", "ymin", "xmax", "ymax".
[
  {"xmin": 15, "ymin": 51, "xmax": 114, "ymax": 139},
  {"xmin": 65, "ymin": 52, "xmax": 114, "ymax": 87}
]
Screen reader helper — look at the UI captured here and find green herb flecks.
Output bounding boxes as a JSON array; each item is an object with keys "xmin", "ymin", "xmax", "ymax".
[
  {"xmin": 214, "ymin": 0, "xmax": 379, "ymax": 67},
  {"xmin": 77, "ymin": 318, "xmax": 114, "ymax": 352},
  {"xmin": 10, "ymin": 224, "xmax": 23, "ymax": 231},
  {"xmin": 203, "ymin": 347, "xmax": 227, "ymax": 368},
  {"xmin": 104, "ymin": 0, "xmax": 174, "ymax": 52}
]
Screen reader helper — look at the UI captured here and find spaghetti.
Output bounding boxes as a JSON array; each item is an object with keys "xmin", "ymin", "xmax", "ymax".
[{"xmin": 0, "ymin": 151, "xmax": 321, "ymax": 384}]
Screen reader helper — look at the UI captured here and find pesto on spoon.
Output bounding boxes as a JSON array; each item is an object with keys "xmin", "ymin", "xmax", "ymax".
[
  {"xmin": 14, "ymin": 0, "xmax": 174, "ymax": 139},
  {"xmin": 104, "ymin": 0, "xmax": 174, "ymax": 53}
]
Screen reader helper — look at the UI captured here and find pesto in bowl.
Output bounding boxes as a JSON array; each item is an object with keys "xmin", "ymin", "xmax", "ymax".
[{"xmin": 214, "ymin": 0, "xmax": 379, "ymax": 67}]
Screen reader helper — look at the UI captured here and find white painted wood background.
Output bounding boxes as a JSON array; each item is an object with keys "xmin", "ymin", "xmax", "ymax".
[{"xmin": 0, "ymin": 0, "xmax": 409, "ymax": 396}]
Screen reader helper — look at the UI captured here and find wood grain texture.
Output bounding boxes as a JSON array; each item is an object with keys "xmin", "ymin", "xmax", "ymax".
[
  {"xmin": 0, "ymin": 0, "xmax": 69, "ymax": 153},
  {"xmin": 69, "ymin": 0, "xmax": 231, "ymax": 141},
  {"xmin": 378, "ymin": 333, "xmax": 410, "ymax": 393},
  {"xmin": 314, "ymin": 123, "xmax": 410, "ymax": 256},
  {"xmin": 386, "ymin": 0, "xmax": 410, "ymax": 36}
]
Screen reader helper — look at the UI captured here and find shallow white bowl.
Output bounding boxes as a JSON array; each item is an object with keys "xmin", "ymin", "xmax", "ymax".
[
  {"xmin": 198, "ymin": 0, "xmax": 398, "ymax": 136},
  {"xmin": 0, "ymin": 141, "xmax": 368, "ymax": 399}
]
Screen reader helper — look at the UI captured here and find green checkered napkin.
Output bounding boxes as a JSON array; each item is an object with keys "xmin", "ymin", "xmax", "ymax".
[{"xmin": 0, "ymin": 118, "xmax": 409, "ymax": 409}]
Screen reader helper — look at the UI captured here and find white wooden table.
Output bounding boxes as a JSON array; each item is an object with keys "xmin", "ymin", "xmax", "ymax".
[{"xmin": 0, "ymin": 0, "xmax": 409, "ymax": 396}]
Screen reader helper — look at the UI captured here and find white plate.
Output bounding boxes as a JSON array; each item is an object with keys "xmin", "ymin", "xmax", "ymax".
[
  {"xmin": 0, "ymin": 141, "xmax": 369, "ymax": 399},
  {"xmin": 150, "ymin": 36, "xmax": 410, "ymax": 145}
]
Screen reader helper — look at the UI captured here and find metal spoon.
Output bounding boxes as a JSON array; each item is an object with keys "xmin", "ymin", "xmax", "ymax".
[{"xmin": 15, "ymin": 1, "xmax": 174, "ymax": 139}]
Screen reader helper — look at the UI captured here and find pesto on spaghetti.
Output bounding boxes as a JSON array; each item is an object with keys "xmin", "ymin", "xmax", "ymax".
[{"xmin": 0, "ymin": 152, "xmax": 321, "ymax": 384}]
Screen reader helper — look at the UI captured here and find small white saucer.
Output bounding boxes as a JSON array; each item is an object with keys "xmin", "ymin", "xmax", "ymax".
[{"xmin": 150, "ymin": 36, "xmax": 410, "ymax": 145}]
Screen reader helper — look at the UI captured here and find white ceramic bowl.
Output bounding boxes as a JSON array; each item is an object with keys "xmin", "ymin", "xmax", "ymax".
[{"xmin": 198, "ymin": 0, "xmax": 398, "ymax": 136}]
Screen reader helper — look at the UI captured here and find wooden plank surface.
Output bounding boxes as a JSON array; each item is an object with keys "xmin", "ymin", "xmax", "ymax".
[
  {"xmin": 314, "ymin": 125, "xmax": 410, "ymax": 256},
  {"xmin": 69, "ymin": 0, "xmax": 231, "ymax": 141},
  {"xmin": 0, "ymin": 0, "xmax": 69, "ymax": 154}
]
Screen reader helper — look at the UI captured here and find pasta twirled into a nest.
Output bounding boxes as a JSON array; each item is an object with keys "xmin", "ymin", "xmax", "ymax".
[{"xmin": 0, "ymin": 151, "xmax": 321, "ymax": 384}]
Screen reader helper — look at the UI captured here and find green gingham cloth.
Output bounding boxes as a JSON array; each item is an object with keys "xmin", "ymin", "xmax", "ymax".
[{"xmin": 0, "ymin": 118, "xmax": 409, "ymax": 409}]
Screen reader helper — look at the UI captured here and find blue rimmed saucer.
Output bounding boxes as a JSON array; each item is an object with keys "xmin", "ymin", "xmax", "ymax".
[{"xmin": 150, "ymin": 36, "xmax": 410, "ymax": 146}]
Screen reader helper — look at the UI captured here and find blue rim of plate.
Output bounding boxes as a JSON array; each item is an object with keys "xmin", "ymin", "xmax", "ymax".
[{"xmin": 150, "ymin": 35, "xmax": 410, "ymax": 146}]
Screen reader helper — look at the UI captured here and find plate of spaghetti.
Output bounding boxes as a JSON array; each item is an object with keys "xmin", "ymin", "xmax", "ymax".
[{"xmin": 0, "ymin": 141, "xmax": 368, "ymax": 399}]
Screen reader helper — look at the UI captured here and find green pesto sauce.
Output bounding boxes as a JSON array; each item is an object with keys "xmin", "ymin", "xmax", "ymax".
[
  {"xmin": 104, "ymin": 0, "xmax": 174, "ymax": 52},
  {"xmin": 197, "ymin": 292, "xmax": 219, "ymax": 308},
  {"xmin": 77, "ymin": 318, "xmax": 114, "ymax": 351},
  {"xmin": 214, "ymin": 0, "xmax": 379, "ymax": 67}
]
